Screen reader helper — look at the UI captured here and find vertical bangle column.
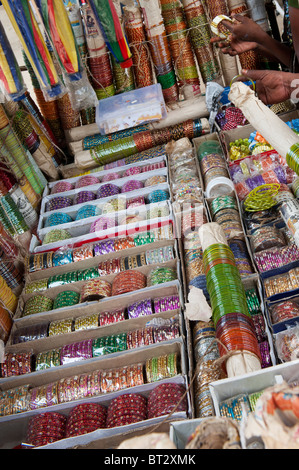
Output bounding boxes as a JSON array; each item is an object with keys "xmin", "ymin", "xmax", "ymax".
[
  {"xmin": 123, "ymin": 4, "xmax": 155, "ymax": 88},
  {"xmin": 160, "ymin": 0, "xmax": 200, "ymax": 93},
  {"xmin": 81, "ymin": 0, "xmax": 116, "ymax": 100},
  {"xmin": 182, "ymin": 0, "xmax": 219, "ymax": 83},
  {"xmin": 139, "ymin": 0, "xmax": 179, "ymax": 104}
]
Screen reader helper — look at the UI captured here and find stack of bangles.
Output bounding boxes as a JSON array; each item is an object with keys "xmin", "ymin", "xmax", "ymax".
[
  {"xmin": 148, "ymin": 267, "xmax": 177, "ymax": 286},
  {"xmin": 203, "ymin": 243, "xmax": 261, "ymax": 367},
  {"xmin": 270, "ymin": 300, "xmax": 299, "ymax": 324},
  {"xmin": 111, "ymin": 270, "xmax": 147, "ymax": 296},
  {"xmin": 145, "ymin": 353, "xmax": 178, "ymax": 383},
  {"xmin": 80, "ymin": 279, "xmax": 112, "ymax": 302}
]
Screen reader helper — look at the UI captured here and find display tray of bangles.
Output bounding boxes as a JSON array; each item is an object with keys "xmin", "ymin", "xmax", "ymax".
[
  {"xmin": 0, "ymin": 371, "xmax": 191, "ymax": 449},
  {"xmin": 14, "ymin": 261, "xmax": 181, "ymax": 323},
  {"xmin": 0, "ymin": 340, "xmax": 186, "ymax": 411},
  {"xmin": 39, "ymin": 167, "xmax": 169, "ymax": 221},
  {"xmin": 45, "ymin": 155, "xmax": 167, "ymax": 197},
  {"xmin": 262, "ymin": 266, "xmax": 299, "ymax": 302},
  {"xmin": 22, "ymin": 241, "xmax": 178, "ymax": 299},
  {"xmin": 265, "ymin": 295, "xmax": 299, "ymax": 335},
  {"xmin": 2, "ymin": 311, "xmax": 183, "ymax": 380},
  {"xmin": 219, "ymin": 109, "xmax": 299, "ymax": 162},
  {"xmin": 209, "ymin": 358, "xmax": 299, "ymax": 419},
  {"xmin": 32, "ymin": 196, "xmax": 173, "ymax": 255},
  {"xmin": 25, "ymin": 231, "xmax": 176, "ymax": 283},
  {"xmin": 37, "ymin": 183, "xmax": 171, "ymax": 239},
  {"xmin": 37, "ymin": 200, "xmax": 172, "ymax": 247},
  {"xmin": 6, "ymin": 297, "xmax": 183, "ymax": 358}
]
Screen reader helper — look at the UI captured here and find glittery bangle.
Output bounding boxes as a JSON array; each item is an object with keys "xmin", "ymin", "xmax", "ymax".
[
  {"xmin": 45, "ymin": 196, "xmax": 73, "ymax": 212},
  {"xmin": 148, "ymin": 267, "xmax": 177, "ymax": 286},
  {"xmin": 25, "ymin": 278, "xmax": 48, "ymax": 294},
  {"xmin": 94, "ymin": 239, "xmax": 115, "ymax": 256},
  {"xmin": 121, "ymin": 179, "xmax": 144, "ymax": 193},
  {"xmin": 96, "ymin": 183, "xmax": 120, "ymax": 199},
  {"xmin": 89, "ymin": 216, "xmax": 116, "ymax": 233},
  {"xmin": 75, "ymin": 175, "xmax": 100, "ymax": 189},
  {"xmin": 60, "ymin": 339, "xmax": 93, "ymax": 365},
  {"xmin": 53, "ymin": 290, "xmax": 80, "ymax": 309},
  {"xmin": 35, "ymin": 348, "xmax": 61, "ymax": 370},
  {"xmin": 153, "ymin": 295, "xmax": 180, "ymax": 312},
  {"xmin": 23, "ymin": 295, "xmax": 53, "ymax": 316},
  {"xmin": 51, "ymin": 181, "xmax": 73, "ymax": 194},
  {"xmin": 74, "ymin": 191, "xmax": 96, "ymax": 205},
  {"xmin": 48, "ymin": 271, "xmax": 78, "ymax": 288},
  {"xmin": 112, "ymin": 270, "xmax": 147, "ymax": 296},
  {"xmin": 1, "ymin": 352, "xmax": 33, "ymax": 377},
  {"xmin": 73, "ymin": 244, "xmax": 93, "ymax": 262},
  {"xmin": 75, "ymin": 205, "xmax": 98, "ymax": 221},
  {"xmin": 44, "ymin": 212, "xmax": 73, "ymax": 228},
  {"xmin": 48, "ymin": 318, "xmax": 73, "ymax": 336},
  {"xmin": 43, "ymin": 229, "xmax": 71, "ymax": 245},
  {"xmin": 74, "ymin": 313, "xmax": 99, "ymax": 331},
  {"xmin": 81, "ymin": 279, "xmax": 112, "ymax": 302},
  {"xmin": 127, "ymin": 298, "xmax": 153, "ymax": 318},
  {"xmin": 52, "ymin": 249, "xmax": 73, "ymax": 267}
]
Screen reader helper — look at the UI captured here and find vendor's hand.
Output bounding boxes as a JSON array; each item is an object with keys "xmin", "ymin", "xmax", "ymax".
[
  {"xmin": 242, "ymin": 69, "xmax": 295, "ymax": 104},
  {"xmin": 227, "ymin": 14, "xmax": 266, "ymax": 44},
  {"xmin": 211, "ymin": 35, "xmax": 258, "ymax": 56},
  {"xmin": 210, "ymin": 15, "xmax": 265, "ymax": 55}
]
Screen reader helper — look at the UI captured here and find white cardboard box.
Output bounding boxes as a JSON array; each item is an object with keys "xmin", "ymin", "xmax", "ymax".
[{"xmin": 209, "ymin": 358, "xmax": 299, "ymax": 417}]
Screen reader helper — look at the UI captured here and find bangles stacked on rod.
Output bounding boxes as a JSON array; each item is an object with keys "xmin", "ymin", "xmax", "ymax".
[
  {"xmin": 80, "ymin": 0, "xmax": 116, "ymax": 100},
  {"xmin": 123, "ymin": 4, "xmax": 154, "ymax": 88},
  {"xmin": 160, "ymin": 0, "xmax": 200, "ymax": 91},
  {"xmin": 200, "ymin": 223, "xmax": 261, "ymax": 377},
  {"xmin": 76, "ymin": 118, "xmax": 208, "ymax": 169},
  {"xmin": 138, "ymin": 0, "xmax": 179, "ymax": 104},
  {"xmin": 182, "ymin": 0, "xmax": 219, "ymax": 83}
]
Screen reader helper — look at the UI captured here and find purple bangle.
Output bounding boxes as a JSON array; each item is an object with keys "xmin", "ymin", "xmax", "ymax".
[
  {"xmin": 60, "ymin": 340, "xmax": 93, "ymax": 364},
  {"xmin": 74, "ymin": 190, "xmax": 96, "ymax": 205},
  {"xmin": 127, "ymin": 298, "xmax": 153, "ymax": 318},
  {"xmin": 46, "ymin": 196, "xmax": 73, "ymax": 212},
  {"xmin": 154, "ymin": 295, "xmax": 180, "ymax": 313},
  {"xmin": 259, "ymin": 341, "xmax": 272, "ymax": 368},
  {"xmin": 96, "ymin": 183, "xmax": 120, "ymax": 199},
  {"xmin": 94, "ymin": 239, "xmax": 115, "ymax": 255},
  {"xmin": 121, "ymin": 180, "xmax": 144, "ymax": 193}
]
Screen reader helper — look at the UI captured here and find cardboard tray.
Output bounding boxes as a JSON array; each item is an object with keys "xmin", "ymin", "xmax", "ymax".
[
  {"xmin": 209, "ymin": 358, "xmax": 299, "ymax": 417},
  {"xmin": 219, "ymin": 109, "xmax": 299, "ymax": 164},
  {"xmin": 31, "ymin": 208, "xmax": 174, "ymax": 254},
  {"xmin": 25, "ymin": 233, "xmax": 176, "ymax": 283},
  {"xmin": 169, "ymin": 418, "xmax": 206, "ymax": 449},
  {"xmin": 14, "ymin": 258, "xmax": 182, "ymax": 322},
  {"xmin": 45, "ymin": 155, "xmax": 167, "ymax": 194},
  {"xmin": 0, "ymin": 373, "xmax": 191, "ymax": 449},
  {"xmin": 39, "ymin": 171, "xmax": 169, "ymax": 222},
  {"xmin": 0, "ymin": 337, "xmax": 187, "ymax": 392},
  {"xmin": 265, "ymin": 293, "xmax": 299, "ymax": 335}
]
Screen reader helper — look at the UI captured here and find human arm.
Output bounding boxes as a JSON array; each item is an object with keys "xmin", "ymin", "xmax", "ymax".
[
  {"xmin": 241, "ymin": 68, "xmax": 299, "ymax": 104},
  {"xmin": 211, "ymin": 14, "xmax": 292, "ymax": 67}
]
